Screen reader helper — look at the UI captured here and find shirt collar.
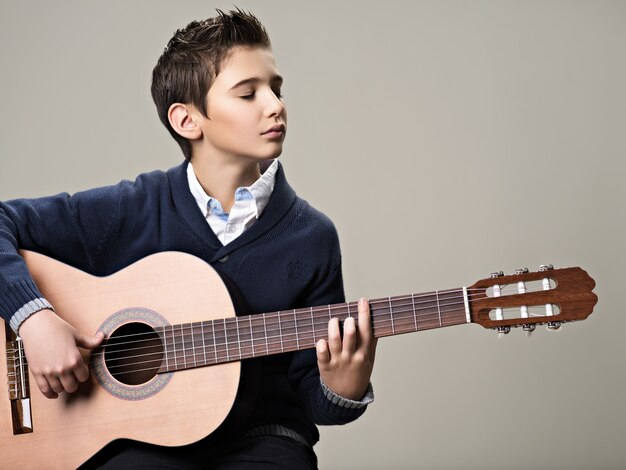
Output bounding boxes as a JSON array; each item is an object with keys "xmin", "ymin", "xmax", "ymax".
[{"xmin": 186, "ymin": 159, "xmax": 279, "ymax": 219}]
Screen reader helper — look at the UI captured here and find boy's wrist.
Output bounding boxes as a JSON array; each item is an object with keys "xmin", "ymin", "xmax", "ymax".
[
  {"xmin": 319, "ymin": 377, "xmax": 374, "ymax": 409},
  {"xmin": 12, "ymin": 300, "xmax": 55, "ymax": 335}
]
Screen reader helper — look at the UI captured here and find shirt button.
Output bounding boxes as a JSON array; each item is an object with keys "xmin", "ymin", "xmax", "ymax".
[
  {"xmin": 218, "ymin": 255, "xmax": 230, "ymax": 263},
  {"xmin": 227, "ymin": 225, "xmax": 236, "ymax": 233}
]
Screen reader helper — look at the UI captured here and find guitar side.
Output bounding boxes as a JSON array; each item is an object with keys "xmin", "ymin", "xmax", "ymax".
[{"xmin": 0, "ymin": 251, "xmax": 241, "ymax": 470}]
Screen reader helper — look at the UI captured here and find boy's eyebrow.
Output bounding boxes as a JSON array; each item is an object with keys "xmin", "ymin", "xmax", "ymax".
[{"xmin": 229, "ymin": 75, "xmax": 283, "ymax": 90}]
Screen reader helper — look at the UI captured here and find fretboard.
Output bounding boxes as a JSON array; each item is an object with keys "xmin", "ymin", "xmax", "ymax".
[{"xmin": 156, "ymin": 288, "xmax": 469, "ymax": 373}]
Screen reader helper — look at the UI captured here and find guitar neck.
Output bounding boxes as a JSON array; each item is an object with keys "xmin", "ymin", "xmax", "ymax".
[{"xmin": 156, "ymin": 288, "xmax": 469, "ymax": 373}]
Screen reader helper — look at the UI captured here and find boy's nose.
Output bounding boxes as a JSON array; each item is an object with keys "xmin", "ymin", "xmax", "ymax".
[{"xmin": 265, "ymin": 94, "xmax": 285, "ymax": 117}]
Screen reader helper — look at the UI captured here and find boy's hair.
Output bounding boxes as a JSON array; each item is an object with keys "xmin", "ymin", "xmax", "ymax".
[{"xmin": 151, "ymin": 7, "xmax": 272, "ymax": 161}]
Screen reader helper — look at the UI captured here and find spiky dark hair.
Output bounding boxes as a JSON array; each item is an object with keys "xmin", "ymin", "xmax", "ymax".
[{"xmin": 151, "ymin": 7, "xmax": 272, "ymax": 160}]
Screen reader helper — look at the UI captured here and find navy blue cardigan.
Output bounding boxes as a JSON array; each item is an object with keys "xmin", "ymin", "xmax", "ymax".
[{"xmin": 0, "ymin": 160, "xmax": 367, "ymax": 445}]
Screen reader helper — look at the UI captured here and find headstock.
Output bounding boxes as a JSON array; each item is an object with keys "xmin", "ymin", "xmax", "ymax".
[{"xmin": 468, "ymin": 265, "xmax": 597, "ymax": 335}]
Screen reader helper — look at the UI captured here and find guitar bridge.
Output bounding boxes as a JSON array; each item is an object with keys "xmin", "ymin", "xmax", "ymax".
[{"xmin": 5, "ymin": 328, "xmax": 33, "ymax": 434}]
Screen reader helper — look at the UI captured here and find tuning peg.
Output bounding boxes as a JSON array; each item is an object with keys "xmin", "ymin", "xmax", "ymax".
[
  {"xmin": 539, "ymin": 264, "xmax": 554, "ymax": 271},
  {"xmin": 523, "ymin": 324, "xmax": 536, "ymax": 338},
  {"xmin": 515, "ymin": 268, "xmax": 529, "ymax": 275},
  {"xmin": 547, "ymin": 321, "xmax": 562, "ymax": 331},
  {"xmin": 490, "ymin": 271, "xmax": 504, "ymax": 278},
  {"xmin": 496, "ymin": 326, "xmax": 511, "ymax": 338}
]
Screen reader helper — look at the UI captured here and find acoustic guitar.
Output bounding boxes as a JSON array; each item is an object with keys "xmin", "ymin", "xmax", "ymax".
[{"xmin": 0, "ymin": 251, "xmax": 597, "ymax": 468}]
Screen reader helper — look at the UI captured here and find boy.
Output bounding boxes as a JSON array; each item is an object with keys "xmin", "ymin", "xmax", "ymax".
[{"xmin": 0, "ymin": 7, "xmax": 376, "ymax": 468}]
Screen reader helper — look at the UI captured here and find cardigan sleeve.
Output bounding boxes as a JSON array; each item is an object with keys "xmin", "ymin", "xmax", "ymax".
[
  {"xmin": 0, "ymin": 184, "xmax": 125, "ymax": 331},
  {"xmin": 287, "ymin": 223, "xmax": 373, "ymax": 425}
]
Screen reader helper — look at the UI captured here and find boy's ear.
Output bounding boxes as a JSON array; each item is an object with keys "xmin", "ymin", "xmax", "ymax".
[{"xmin": 168, "ymin": 103, "xmax": 202, "ymax": 140}]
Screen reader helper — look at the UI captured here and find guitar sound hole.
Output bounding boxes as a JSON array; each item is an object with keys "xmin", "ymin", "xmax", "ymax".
[{"xmin": 104, "ymin": 322, "xmax": 163, "ymax": 386}]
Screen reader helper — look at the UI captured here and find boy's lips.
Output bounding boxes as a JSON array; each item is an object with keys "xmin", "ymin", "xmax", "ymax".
[{"xmin": 262, "ymin": 124, "xmax": 285, "ymax": 134}]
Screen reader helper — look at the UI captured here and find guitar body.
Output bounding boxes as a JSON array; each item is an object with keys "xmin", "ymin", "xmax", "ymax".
[
  {"xmin": 0, "ymin": 251, "xmax": 241, "ymax": 469},
  {"xmin": 0, "ymin": 251, "xmax": 598, "ymax": 469}
]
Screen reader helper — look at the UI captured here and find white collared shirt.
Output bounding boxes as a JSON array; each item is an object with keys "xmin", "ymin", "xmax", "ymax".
[{"xmin": 186, "ymin": 160, "xmax": 278, "ymax": 245}]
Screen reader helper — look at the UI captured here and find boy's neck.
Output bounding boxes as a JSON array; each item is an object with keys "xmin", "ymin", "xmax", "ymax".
[{"xmin": 190, "ymin": 156, "xmax": 262, "ymax": 213}]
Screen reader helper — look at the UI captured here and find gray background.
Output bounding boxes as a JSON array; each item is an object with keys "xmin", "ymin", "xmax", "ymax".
[{"xmin": 1, "ymin": 1, "xmax": 624, "ymax": 468}]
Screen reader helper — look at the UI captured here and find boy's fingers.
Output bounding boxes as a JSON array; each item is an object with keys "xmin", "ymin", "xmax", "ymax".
[
  {"xmin": 357, "ymin": 298, "xmax": 372, "ymax": 351},
  {"xmin": 316, "ymin": 339, "xmax": 330, "ymax": 365},
  {"xmin": 74, "ymin": 362, "xmax": 90, "ymax": 383},
  {"xmin": 59, "ymin": 371, "xmax": 79, "ymax": 394},
  {"xmin": 34, "ymin": 375, "xmax": 57, "ymax": 399},
  {"xmin": 327, "ymin": 318, "xmax": 342, "ymax": 357},
  {"xmin": 342, "ymin": 317, "xmax": 357, "ymax": 353},
  {"xmin": 46, "ymin": 374, "xmax": 65, "ymax": 395},
  {"xmin": 75, "ymin": 330, "xmax": 105, "ymax": 350}
]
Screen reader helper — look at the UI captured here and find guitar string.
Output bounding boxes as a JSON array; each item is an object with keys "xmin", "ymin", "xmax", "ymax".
[
  {"xmin": 16, "ymin": 302, "xmax": 548, "ymax": 383},
  {"xmin": 92, "ymin": 288, "xmax": 488, "ymax": 344},
  {"xmin": 10, "ymin": 297, "xmax": 556, "ymax": 380},
  {"xmin": 88, "ymin": 290, "xmax": 482, "ymax": 350},
  {"xmin": 95, "ymin": 282, "xmax": 550, "ymax": 361},
  {"xmin": 10, "ymin": 298, "xmax": 471, "ymax": 378},
  {"xmin": 87, "ymin": 294, "xmax": 473, "ymax": 360},
  {"xmin": 10, "ymin": 303, "xmax": 558, "ymax": 392},
  {"xmin": 10, "ymin": 286, "xmax": 554, "ymax": 378},
  {"xmin": 10, "ymin": 290, "xmax": 556, "ymax": 376},
  {"xmin": 9, "ymin": 301, "xmax": 471, "ymax": 388},
  {"xmin": 7, "ymin": 290, "xmax": 483, "ymax": 358}
]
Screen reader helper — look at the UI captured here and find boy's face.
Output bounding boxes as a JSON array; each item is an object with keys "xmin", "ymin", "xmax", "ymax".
[{"xmin": 192, "ymin": 46, "xmax": 287, "ymax": 163}]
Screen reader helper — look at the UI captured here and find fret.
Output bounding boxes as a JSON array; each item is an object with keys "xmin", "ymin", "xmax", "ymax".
[
  {"xmin": 250, "ymin": 315, "xmax": 266, "ymax": 357},
  {"xmin": 310, "ymin": 307, "xmax": 315, "ymax": 344},
  {"xmin": 212, "ymin": 319, "xmax": 226, "ymax": 364},
  {"xmin": 228, "ymin": 318, "xmax": 237, "ymax": 360},
  {"xmin": 200, "ymin": 321, "xmax": 207, "ymax": 366},
  {"xmin": 411, "ymin": 293, "xmax": 418, "ymax": 331},
  {"xmin": 262, "ymin": 313, "xmax": 269, "ymax": 355},
  {"xmin": 389, "ymin": 296, "xmax": 417, "ymax": 335},
  {"xmin": 191, "ymin": 322, "xmax": 201, "ymax": 367},
  {"xmin": 173, "ymin": 324, "xmax": 183, "ymax": 370},
  {"xmin": 416, "ymin": 290, "xmax": 466, "ymax": 331},
  {"xmin": 388, "ymin": 297, "xmax": 395, "ymax": 335},
  {"xmin": 173, "ymin": 325, "xmax": 185, "ymax": 370},
  {"xmin": 211, "ymin": 320, "xmax": 218, "ymax": 364},
  {"xmin": 418, "ymin": 292, "xmax": 442, "ymax": 331},
  {"xmin": 161, "ymin": 326, "xmax": 170, "ymax": 371},
  {"xmin": 186, "ymin": 323, "xmax": 196, "ymax": 367},
  {"xmin": 223, "ymin": 318, "xmax": 230, "ymax": 362},
  {"xmin": 238, "ymin": 316, "xmax": 253, "ymax": 359},
  {"xmin": 293, "ymin": 310, "xmax": 300, "ymax": 350},
  {"xmin": 235, "ymin": 317, "xmax": 242, "ymax": 360},
  {"xmin": 370, "ymin": 298, "xmax": 395, "ymax": 338},
  {"xmin": 180, "ymin": 324, "xmax": 188, "ymax": 369},
  {"xmin": 166, "ymin": 325, "xmax": 176, "ymax": 372},
  {"xmin": 263, "ymin": 312, "xmax": 280, "ymax": 355},
  {"xmin": 277, "ymin": 311, "xmax": 285, "ymax": 352},
  {"xmin": 295, "ymin": 308, "xmax": 314, "ymax": 350},
  {"xmin": 224, "ymin": 318, "xmax": 238, "ymax": 361},
  {"xmin": 185, "ymin": 323, "xmax": 196, "ymax": 367},
  {"xmin": 441, "ymin": 289, "xmax": 468, "ymax": 326},
  {"xmin": 249, "ymin": 316, "xmax": 255, "ymax": 357},
  {"xmin": 435, "ymin": 290, "xmax": 442, "ymax": 327}
]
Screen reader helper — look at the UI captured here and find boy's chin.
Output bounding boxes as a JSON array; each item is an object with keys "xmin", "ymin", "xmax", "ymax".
[{"xmin": 259, "ymin": 149, "xmax": 283, "ymax": 160}]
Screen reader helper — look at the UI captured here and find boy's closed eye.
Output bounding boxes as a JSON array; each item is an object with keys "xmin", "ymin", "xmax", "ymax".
[{"xmin": 241, "ymin": 90, "xmax": 283, "ymax": 100}]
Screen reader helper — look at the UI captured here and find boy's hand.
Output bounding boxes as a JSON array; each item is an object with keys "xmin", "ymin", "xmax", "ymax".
[
  {"xmin": 17, "ymin": 309, "xmax": 105, "ymax": 399},
  {"xmin": 316, "ymin": 298, "xmax": 377, "ymax": 400}
]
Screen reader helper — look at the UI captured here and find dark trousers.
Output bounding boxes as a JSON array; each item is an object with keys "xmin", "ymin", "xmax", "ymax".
[{"xmin": 80, "ymin": 435, "xmax": 318, "ymax": 469}]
